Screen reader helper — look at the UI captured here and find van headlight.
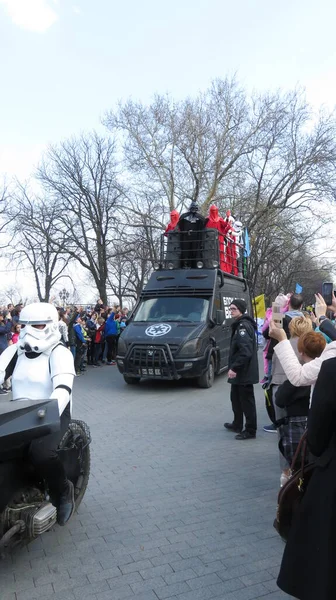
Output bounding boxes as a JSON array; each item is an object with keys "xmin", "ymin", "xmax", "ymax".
[
  {"xmin": 117, "ymin": 337, "xmax": 127, "ymax": 355},
  {"xmin": 178, "ymin": 339, "xmax": 201, "ymax": 357}
]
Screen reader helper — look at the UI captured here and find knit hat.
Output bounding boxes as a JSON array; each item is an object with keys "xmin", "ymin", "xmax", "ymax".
[{"xmin": 230, "ymin": 299, "xmax": 247, "ymax": 314}]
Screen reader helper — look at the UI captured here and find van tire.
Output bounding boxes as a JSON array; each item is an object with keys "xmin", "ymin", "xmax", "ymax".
[
  {"xmin": 197, "ymin": 355, "xmax": 215, "ymax": 388},
  {"xmin": 123, "ymin": 375, "xmax": 141, "ymax": 385}
]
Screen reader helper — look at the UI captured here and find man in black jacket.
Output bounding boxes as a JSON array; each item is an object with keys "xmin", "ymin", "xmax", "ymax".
[{"xmin": 224, "ymin": 299, "xmax": 259, "ymax": 440}]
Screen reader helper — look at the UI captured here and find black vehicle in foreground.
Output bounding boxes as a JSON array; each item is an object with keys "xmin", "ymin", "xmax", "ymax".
[
  {"xmin": 0, "ymin": 399, "xmax": 91, "ymax": 556},
  {"xmin": 117, "ymin": 228, "xmax": 252, "ymax": 388}
]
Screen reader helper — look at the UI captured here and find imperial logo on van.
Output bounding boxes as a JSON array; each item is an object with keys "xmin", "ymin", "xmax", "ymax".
[{"xmin": 145, "ymin": 324, "xmax": 172, "ymax": 337}]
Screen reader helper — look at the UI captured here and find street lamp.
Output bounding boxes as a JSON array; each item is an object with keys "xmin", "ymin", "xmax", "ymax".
[{"xmin": 59, "ymin": 288, "xmax": 70, "ymax": 308}]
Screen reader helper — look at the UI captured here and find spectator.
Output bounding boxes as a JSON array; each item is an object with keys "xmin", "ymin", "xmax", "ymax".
[
  {"xmin": 94, "ymin": 298, "xmax": 104, "ymax": 313},
  {"xmin": 11, "ymin": 305, "xmax": 22, "ymax": 325},
  {"xmin": 263, "ymin": 293, "xmax": 304, "ymax": 433},
  {"xmin": 277, "ymin": 356, "xmax": 336, "ymax": 600},
  {"xmin": 0, "ymin": 311, "xmax": 12, "ymax": 353},
  {"xmin": 93, "ymin": 317, "xmax": 105, "ymax": 366},
  {"xmin": 283, "ymin": 293, "xmax": 304, "ymax": 326},
  {"xmin": 119, "ymin": 316, "xmax": 127, "ymax": 331},
  {"xmin": 269, "ymin": 316, "xmax": 312, "ymax": 482},
  {"xmin": 67, "ymin": 308, "xmax": 79, "ymax": 359},
  {"xmin": 224, "ymin": 299, "xmax": 259, "ymax": 440},
  {"xmin": 86, "ymin": 312, "xmax": 97, "ymax": 365},
  {"xmin": 73, "ymin": 317, "xmax": 87, "ymax": 375},
  {"xmin": 269, "ymin": 294, "xmax": 336, "ymax": 391},
  {"xmin": 58, "ymin": 311, "xmax": 69, "ymax": 346},
  {"xmin": 11, "ymin": 323, "xmax": 20, "ymax": 344},
  {"xmin": 275, "ymin": 330, "xmax": 326, "ymax": 487},
  {"xmin": 105, "ymin": 309, "xmax": 119, "ymax": 365},
  {"xmin": 0, "ymin": 311, "xmax": 13, "ymax": 395}
]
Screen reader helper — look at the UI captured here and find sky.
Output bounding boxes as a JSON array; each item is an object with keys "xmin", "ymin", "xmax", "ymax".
[{"xmin": 1, "ymin": 0, "xmax": 336, "ymax": 300}]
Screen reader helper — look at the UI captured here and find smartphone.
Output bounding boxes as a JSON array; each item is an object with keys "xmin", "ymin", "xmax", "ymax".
[
  {"xmin": 272, "ymin": 302, "xmax": 283, "ymax": 328},
  {"xmin": 322, "ymin": 282, "xmax": 334, "ymax": 306}
]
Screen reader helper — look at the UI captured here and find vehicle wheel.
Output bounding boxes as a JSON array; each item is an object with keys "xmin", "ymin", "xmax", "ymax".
[
  {"xmin": 58, "ymin": 419, "xmax": 91, "ymax": 510},
  {"xmin": 123, "ymin": 375, "xmax": 141, "ymax": 385},
  {"xmin": 197, "ymin": 355, "xmax": 215, "ymax": 388}
]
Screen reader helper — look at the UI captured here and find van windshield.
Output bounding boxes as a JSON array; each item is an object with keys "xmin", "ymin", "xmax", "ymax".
[{"xmin": 134, "ymin": 297, "xmax": 210, "ymax": 323}]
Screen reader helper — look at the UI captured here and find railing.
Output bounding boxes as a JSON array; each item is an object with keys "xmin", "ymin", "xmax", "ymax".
[{"xmin": 159, "ymin": 229, "xmax": 245, "ymax": 276}]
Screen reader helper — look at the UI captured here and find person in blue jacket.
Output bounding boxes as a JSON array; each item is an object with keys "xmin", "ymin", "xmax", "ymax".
[
  {"xmin": 104, "ymin": 309, "xmax": 120, "ymax": 365},
  {"xmin": 73, "ymin": 317, "xmax": 87, "ymax": 375}
]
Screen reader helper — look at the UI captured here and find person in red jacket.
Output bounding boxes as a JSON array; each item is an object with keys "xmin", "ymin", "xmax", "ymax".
[
  {"xmin": 205, "ymin": 205, "xmax": 231, "ymax": 271},
  {"xmin": 164, "ymin": 210, "xmax": 180, "ymax": 235},
  {"xmin": 93, "ymin": 317, "xmax": 105, "ymax": 366}
]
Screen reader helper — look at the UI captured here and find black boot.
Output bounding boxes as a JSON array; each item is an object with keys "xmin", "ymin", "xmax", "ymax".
[
  {"xmin": 224, "ymin": 422, "xmax": 242, "ymax": 433},
  {"xmin": 235, "ymin": 430, "xmax": 256, "ymax": 440},
  {"xmin": 57, "ymin": 480, "xmax": 75, "ymax": 526}
]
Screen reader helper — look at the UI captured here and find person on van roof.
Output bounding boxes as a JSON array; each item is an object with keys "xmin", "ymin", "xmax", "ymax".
[
  {"xmin": 178, "ymin": 202, "xmax": 206, "ymax": 268},
  {"xmin": 164, "ymin": 210, "xmax": 180, "ymax": 235},
  {"xmin": 224, "ymin": 299, "xmax": 259, "ymax": 440},
  {"xmin": 205, "ymin": 205, "xmax": 231, "ymax": 271}
]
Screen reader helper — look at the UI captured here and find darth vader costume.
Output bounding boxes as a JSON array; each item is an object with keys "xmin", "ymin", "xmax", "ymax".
[{"xmin": 178, "ymin": 202, "xmax": 206, "ymax": 267}]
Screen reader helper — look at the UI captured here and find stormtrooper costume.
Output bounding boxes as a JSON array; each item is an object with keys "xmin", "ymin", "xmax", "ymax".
[{"xmin": 0, "ymin": 303, "xmax": 76, "ymax": 526}]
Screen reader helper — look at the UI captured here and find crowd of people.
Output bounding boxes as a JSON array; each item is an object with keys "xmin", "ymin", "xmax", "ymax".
[
  {"xmin": 0, "ymin": 299, "xmax": 130, "ymax": 385},
  {"xmin": 225, "ymin": 289, "xmax": 336, "ymax": 600}
]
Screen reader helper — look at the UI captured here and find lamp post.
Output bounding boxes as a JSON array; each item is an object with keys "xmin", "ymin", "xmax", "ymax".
[{"xmin": 59, "ymin": 288, "xmax": 70, "ymax": 308}]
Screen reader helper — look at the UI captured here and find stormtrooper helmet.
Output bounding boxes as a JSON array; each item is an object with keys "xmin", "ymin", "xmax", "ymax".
[
  {"xmin": 232, "ymin": 220, "xmax": 243, "ymax": 236},
  {"xmin": 19, "ymin": 303, "xmax": 61, "ymax": 353}
]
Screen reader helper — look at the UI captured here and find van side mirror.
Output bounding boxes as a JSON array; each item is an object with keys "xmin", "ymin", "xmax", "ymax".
[{"xmin": 216, "ymin": 310, "xmax": 225, "ymax": 325}]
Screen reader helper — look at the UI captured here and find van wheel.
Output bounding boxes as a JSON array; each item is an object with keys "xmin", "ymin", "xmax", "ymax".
[
  {"xmin": 197, "ymin": 356, "xmax": 215, "ymax": 388},
  {"xmin": 123, "ymin": 375, "xmax": 141, "ymax": 385}
]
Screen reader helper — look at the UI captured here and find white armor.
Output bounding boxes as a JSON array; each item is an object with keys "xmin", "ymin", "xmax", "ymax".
[
  {"xmin": 232, "ymin": 220, "xmax": 243, "ymax": 257},
  {"xmin": 0, "ymin": 302, "xmax": 75, "ymax": 416}
]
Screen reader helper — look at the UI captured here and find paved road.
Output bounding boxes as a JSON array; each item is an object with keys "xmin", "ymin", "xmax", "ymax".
[{"xmin": 1, "ymin": 364, "xmax": 292, "ymax": 600}]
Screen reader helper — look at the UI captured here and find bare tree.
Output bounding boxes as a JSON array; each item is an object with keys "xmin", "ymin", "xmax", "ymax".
[
  {"xmin": 108, "ymin": 231, "xmax": 157, "ymax": 304},
  {"xmin": 7, "ymin": 185, "xmax": 72, "ymax": 302},
  {"xmin": 37, "ymin": 132, "xmax": 124, "ymax": 304},
  {"xmin": 104, "ymin": 78, "xmax": 263, "ymax": 213},
  {"xmin": 0, "ymin": 180, "xmax": 14, "ymax": 249},
  {"xmin": 105, "ymin": 82, "xmax": 336, "ymax": 301}
]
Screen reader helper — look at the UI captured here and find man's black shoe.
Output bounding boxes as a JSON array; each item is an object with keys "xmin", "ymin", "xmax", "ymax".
[
  {"xmin": 224, "ymin": 422, "xmax": 242, "ymax": 433},
  {"xmin": 57, "ymin": 480, "xmax": 75, "ymax": 526},
  {"xmin": 235, "ymin": 430, "xmax": 256, "ymax": 440}
]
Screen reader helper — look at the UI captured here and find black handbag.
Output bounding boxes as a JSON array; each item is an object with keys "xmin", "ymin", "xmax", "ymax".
[{"xmin": 274, "ymin": 431, "xmax": 315, "ymax": 541}]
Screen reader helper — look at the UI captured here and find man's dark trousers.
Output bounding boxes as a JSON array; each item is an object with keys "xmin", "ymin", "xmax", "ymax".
[{"xmin": 230, "ymin": 384, "xmax": 257, "ymax": 434}]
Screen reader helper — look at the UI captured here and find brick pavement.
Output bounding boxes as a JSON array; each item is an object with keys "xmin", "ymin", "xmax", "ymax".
[{"xmin": 0, "ymin": 365, "xmax": 293, "ymax": 600}]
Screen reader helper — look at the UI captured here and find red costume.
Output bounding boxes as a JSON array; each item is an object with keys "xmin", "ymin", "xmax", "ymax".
[
  {"xmin": 223, "ymin": 210, "xmax": 235, "ymax": 275},
  {"xmin": 205, "ymin": 205, "xmax": 231, "ymax": 271},
  {"xmin": 164, "ymin": 210, "xmax": 180, "ymax": 235}
]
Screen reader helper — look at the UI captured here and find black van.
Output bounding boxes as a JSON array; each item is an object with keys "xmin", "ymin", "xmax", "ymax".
[{"xmin": 116, "ymin": 228, "xmax": 252, "ymax": 388}]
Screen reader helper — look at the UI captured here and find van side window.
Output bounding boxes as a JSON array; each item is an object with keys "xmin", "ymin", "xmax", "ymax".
[{"xmin": 213, "ymin": 295, "xmax": 221, "ymax": 319}]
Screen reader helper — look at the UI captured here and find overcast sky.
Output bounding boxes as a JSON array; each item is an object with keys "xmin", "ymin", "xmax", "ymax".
[
  {"xmin": 1, "ymin": 0, "xmax": 336, "ymax": 179},
  {"xmin": 1, "ymin": 0, "xmax": 336, "ymax": 301}
]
